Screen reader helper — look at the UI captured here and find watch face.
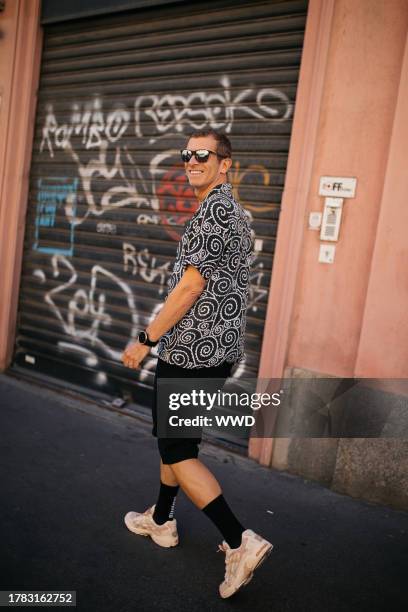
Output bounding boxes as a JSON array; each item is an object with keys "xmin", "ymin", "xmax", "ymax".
[{"xmin": 138, "ymin": 331, "xmax": 147, "ymax": 344}]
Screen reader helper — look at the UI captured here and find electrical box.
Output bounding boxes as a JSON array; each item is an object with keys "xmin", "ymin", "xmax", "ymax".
[
  {"xmin": 315, "ymin": 176, "xmax": 358, "ymax": 263},
  {"xmin": 320, "ymin": 197, "xmax": 343, "ymax": 241},
  {"xmin": 318, "ymin": 244, "xmax": 336, "ymax": 264},
  {"xmin": 308, "ymin": 212, "xmax": 322, "ymax": 230}
]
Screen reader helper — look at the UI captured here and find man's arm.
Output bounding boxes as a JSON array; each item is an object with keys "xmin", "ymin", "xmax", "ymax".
[
  {"xmin": 146, "ymin": 265, "xmax": 206, "ymax": 341},
  {"xmin": 122, "ymin": 265, "xmax": 206, "ymax": 369}
]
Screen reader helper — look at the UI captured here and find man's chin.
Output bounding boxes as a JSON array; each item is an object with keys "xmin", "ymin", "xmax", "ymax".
[{"xmin": 187, "ymin": 177, "xmax": 206, "ymax": 188}]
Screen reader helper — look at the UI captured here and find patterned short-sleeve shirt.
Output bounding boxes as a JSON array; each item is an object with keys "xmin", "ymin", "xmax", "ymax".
[{"xmin": 157, "ymin": 182, "xmax": 253, "ymax": 369}]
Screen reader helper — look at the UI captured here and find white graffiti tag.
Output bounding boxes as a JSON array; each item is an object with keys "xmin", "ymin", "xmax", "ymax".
[
  {"xmin": 123, "ymin": 243, "xmax": 171, "ymax": 294},
  {"xmin": 40, "ymin": 254, "xmax": 139, "ymax": 361},
  {"xmin": 40, "ymin": 98, "xmax": 130, "ymax": 158},
  {"xmin": 40, "ymin": 76, "xmax": 293, "ymax": 154},
  {"xmin": 64, "ymin": 141, "xmax": 151, "ymax": 226},
  {"xmin": 134, "ymin": 76, "xmax": 293, "ymax": 142}
]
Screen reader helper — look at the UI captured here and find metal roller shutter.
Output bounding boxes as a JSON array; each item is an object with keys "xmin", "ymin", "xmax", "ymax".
[{"xmin": 13, "ymin": 0, "xmax": 308, "ymax": 445}]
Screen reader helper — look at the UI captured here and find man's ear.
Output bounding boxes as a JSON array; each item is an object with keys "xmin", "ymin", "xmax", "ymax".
[{"xmin": 220, "ymin": 157, "xmax": 233, "ymax": 175}]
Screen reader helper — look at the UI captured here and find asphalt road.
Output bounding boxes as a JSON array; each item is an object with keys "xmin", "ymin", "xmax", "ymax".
[{"xmin": 0, "ymin": 372, "xmax": 407, "ymax": 612}]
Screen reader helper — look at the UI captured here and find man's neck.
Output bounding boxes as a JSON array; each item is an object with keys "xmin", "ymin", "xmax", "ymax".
[{"xmin": 194, "ymin": 177, "xmax": 226, "ymax": 203}]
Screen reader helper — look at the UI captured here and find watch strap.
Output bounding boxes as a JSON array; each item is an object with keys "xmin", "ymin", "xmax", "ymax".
[{"xmin": 139, "ymin": 330, "xmax": 159, "ymax": 347}]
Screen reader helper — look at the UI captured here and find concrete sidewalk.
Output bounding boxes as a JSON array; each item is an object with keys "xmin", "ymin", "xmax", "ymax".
[{"xmin": 0, "ymin": 372, "xmax": 407, "ymax": 612}]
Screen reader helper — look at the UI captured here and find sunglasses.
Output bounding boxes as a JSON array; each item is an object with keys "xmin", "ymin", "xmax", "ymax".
[{"xmin": 180, "ymin": 149, "xmax": 225, "ymax": 163}]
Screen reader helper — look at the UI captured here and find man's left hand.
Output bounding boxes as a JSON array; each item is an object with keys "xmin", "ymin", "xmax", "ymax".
[{"xmin": 122, "ymin": 342, "xmax": 151, "ymax": 369}]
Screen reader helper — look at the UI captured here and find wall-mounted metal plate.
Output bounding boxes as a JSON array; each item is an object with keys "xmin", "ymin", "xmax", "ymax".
[{"xmin": 319, "ymin": 176, "xmax": 357, "ymax": 198}]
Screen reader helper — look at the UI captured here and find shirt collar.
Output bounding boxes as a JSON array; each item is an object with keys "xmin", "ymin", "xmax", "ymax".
[
  {"xmin": 201, "ymin": 182, "xmax": 232, "ymax": 202},
  {"xmin": 191, "ymin": 183, "xmax": 233, "ymax": 221}
]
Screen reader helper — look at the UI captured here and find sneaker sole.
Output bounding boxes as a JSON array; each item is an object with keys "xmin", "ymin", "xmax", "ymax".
[
  {"xmin": 220, "ymin": 543, "xmax": 273, "ymax": 599},
  {"xmin": 124, "ymin": 517, "xmax": 179, "ymax": 548}
]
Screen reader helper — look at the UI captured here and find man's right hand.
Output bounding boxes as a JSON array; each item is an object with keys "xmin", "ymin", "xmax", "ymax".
[{"xmin": 122, "ymin": 342, "xmax": 151, "ymax": 369}]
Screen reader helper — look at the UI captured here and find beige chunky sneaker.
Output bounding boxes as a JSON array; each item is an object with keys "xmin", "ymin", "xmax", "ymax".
[
  {"xmin": 124, "ymin": 505, "xmax": 179, "ymax": 548},
  {"xmin": 218, "ymin": 529, "xmax": 273, "ymax": 598}
]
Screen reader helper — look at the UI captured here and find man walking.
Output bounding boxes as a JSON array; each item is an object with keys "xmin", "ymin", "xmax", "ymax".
[{"xmin": 122, "ymin": 129, "xmax": 272, "ymax": 599}]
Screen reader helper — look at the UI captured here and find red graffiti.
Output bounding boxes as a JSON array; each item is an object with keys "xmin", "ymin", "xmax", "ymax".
[{"xmin": 157, "ymin": 167, "xmax": 197, "ymax": 241}]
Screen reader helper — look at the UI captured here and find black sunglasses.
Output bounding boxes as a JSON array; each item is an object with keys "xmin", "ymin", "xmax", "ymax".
[{"xmin": 180, "ymin": 149, "xmax": 225, "ymax": 163}]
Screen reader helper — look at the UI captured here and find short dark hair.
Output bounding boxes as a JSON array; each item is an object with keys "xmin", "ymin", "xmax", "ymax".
[{"xmin": 188, "ymin": 128, "xmax": 232, "ymax": 159}]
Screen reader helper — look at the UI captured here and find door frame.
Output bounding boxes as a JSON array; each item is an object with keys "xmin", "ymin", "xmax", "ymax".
[{"xmin": 249, "ymin": 0, "xmax": 336, "ymax": 465}]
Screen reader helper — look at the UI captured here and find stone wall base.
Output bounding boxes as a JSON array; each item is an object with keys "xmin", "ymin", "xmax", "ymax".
[{"xmin": 270, "ymin": 368, "xmax": 408, "ymax": 510}]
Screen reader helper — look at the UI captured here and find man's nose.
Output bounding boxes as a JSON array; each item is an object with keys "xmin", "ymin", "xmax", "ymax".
[{"xmin": 187, "ymin": 156, "xmax": 199, "ymax": 166}]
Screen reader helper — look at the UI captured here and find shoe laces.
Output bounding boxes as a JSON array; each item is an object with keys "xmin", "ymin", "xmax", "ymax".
[
  {"xmin": 137, "ymin": 508, "xmax": 154, "ymax": 527},
  {"xmin": 217, "ymin": 543, "xmax": 241, "ymax": 584}
]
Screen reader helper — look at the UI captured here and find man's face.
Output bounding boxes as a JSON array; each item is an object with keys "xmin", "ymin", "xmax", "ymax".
[{"xmin": 184, "ymin": 135, "xmax": 231, "ymax": 196}]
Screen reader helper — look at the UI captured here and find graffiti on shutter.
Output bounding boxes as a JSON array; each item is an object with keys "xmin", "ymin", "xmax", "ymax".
[{"xmin": 15, "ymin": 0, "xmax": 307, "ymax": 413}]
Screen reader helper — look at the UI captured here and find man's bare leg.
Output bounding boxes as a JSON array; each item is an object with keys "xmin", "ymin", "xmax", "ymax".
[
  {"xmin": 160, "ymin": 460, "xmax": 179, "ymax": 487},
  {"xmin": 153, "ymin": 455, "xmax": 221, "ymax": 523},
  {"xmin": 166, "ymin": 457, "xmax": 246, "ymax": 551},
  {"xmin": 157, "ymin": 458, "xmax": 219, "ymax": 522},
  {"xmin": 167, "ymin": 458, "xmax": 221, "ymax": 508}
]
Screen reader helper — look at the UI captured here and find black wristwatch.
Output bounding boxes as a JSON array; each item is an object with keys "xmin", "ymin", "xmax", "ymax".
[{"xmin": 138, "ymin": 330, "xmax": 159, "ymax": 347}]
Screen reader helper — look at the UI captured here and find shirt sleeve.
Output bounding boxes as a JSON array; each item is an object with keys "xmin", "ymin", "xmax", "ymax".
[{"xmin": 183, "ymin": 196, "xmax": 231, "ymax": 281}]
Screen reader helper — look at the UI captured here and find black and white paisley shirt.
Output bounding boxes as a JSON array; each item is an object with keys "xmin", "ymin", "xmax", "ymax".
[{"xmin": 156, "ymin": 182, "xmax": 253, "ymax": 369}]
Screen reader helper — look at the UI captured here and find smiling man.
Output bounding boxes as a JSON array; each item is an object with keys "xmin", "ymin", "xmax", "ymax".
[{"xmin": 122, "ymin": 129, "xmax": 272, "ymax": 599}]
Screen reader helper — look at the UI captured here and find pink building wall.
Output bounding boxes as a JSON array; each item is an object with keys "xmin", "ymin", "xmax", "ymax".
[
  {"xmin": 258, "ymin": 1, "xmax": 408, "ymax": 508},
  {"xmin": 0, "ymin": 0, "xmax": 42, "ymax": 371},
  {"xmin": 252, "ymin": 0, "xmax": 408, "ymax": 467},
  {"xmin": 286, "ymin": 0, "xmax": 408, "ymax": 377},
  {"xmin": 355, "ymin": 34, "xmax": 408, "ymax": 378}
]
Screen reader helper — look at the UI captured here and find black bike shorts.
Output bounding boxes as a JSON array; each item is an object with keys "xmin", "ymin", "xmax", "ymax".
[{"xmin": 152, "ymin": 357, "xmax": 233, "ymax": 464}]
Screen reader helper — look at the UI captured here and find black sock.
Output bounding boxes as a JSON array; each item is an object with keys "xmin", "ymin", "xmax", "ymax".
[
  {"xmin": 202, "ymin": 494, "xmax": 245, "ymax": 549},
  {"xmin": 153, "ymin": 482, "xmax": 179, "ymax": 525}
]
